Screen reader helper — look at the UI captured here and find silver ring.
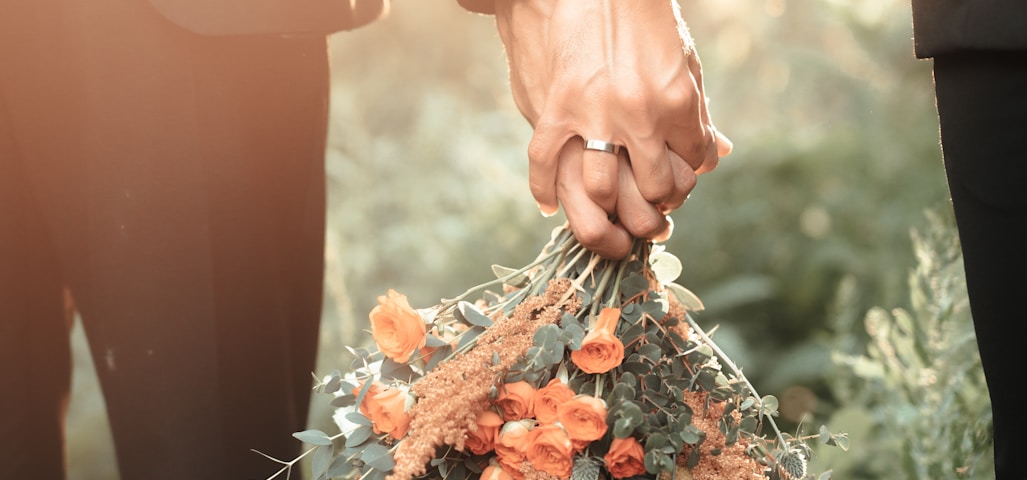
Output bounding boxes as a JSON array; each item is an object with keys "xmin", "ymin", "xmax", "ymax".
[{"xmin": 583, "ymin": 139, "xmax": 621, "ymax": 155}]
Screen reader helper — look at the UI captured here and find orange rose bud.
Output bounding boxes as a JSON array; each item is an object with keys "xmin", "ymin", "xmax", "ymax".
[
  {"xmin": 557, "ymin": 395, "xmax": 608, "ymax": 442},
  {"xmin": 481, "ymin": 463, "xmax": 515, "ymax": 480},
  {"xmin": 604, "ymin": 437, "xmax": 647, "ymax": 478},
  {"xmin": 368, "ymin": 387, "xmax": 413, "ymax": 440},
  {"xmin": 465, "ymin": 410, "xmax": 504, "ymax": 455},
  {"xmin": 495, "ymin": 381, "xmax": 536, "ymax": 421},
  {"xmin": 352, "ymin": 380, "xmax": 386, "ymax": 418},
  {"xmin": 525, "ymin": 424, "xmax": 575, "ymax": 479},
  {"xmin": 570, "ymin": 307, "xmax": 625, "ymax": 374},
  {"xmin": 496, "ymin": 420, "xmax": 533, "ymax": 480},
  {"xmin": 534, "ymin": 379, "xmax": 576, "ymax": 425},
  {"xmin": 369, "ymin": 289, "xmax": 426, "ymax": 363}
]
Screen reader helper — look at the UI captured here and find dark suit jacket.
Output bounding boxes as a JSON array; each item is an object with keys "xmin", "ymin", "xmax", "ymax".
[
  {"xmin": 912, "ymin": 0, "xmax": 1027, "ymax": 57},
  {"xmin": 150, "ymin": 0, "xmax": 495, "ymax": 36}
]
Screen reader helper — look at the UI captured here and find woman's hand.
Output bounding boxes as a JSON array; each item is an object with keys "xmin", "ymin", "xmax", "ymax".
[{"xmin": 493, "ymin": 0, "xmax": 731, "ymax": 258}]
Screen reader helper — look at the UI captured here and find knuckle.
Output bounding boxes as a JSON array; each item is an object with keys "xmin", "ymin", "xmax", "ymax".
[
  {"xmin": 628, "ymin": 214, "xmax": 666, "ymax": 239},
  {"xmin": 573, "ymin": 224, "xmax": 607, "ymax": 250}
]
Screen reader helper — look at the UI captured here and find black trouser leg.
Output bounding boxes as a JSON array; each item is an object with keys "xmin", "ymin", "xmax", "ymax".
[{"xmin": 935, "ymin": 50, "xmax": 1027, "ymax": 480}]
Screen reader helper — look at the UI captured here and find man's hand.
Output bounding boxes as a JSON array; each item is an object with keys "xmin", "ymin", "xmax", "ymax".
[{"xmin": 493, "ymin": 0, "xmax": 731, "ymax": 258}]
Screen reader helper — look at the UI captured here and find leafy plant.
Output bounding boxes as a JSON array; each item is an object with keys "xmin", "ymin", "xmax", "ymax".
[{"xmin": 824, "ymin": 210, "xmax": 993, "ymax": 479}]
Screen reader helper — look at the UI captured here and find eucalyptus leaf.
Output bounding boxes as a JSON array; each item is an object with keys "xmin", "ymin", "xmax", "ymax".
[
  {"xmin": 424, "ymin": 344, "xmax": 452, "ymax": 371},
  {"xmin": 620, "ymin": 274, "xmax": 650, "ymax": 299},
  {"xmin": 323, "ymin": 370, "xmax": 342, "ymax": 394},
  {"xmin": 326, "ymin": 453, "xmax": 355, "ymax": 477},
  {"xmin": 667, "ymin": 283, "xmax": 705, "ymax": 312},
  {"xmin": 457, "ymin": 301, "xmax": 494, "ymax": 327},
  {"xmin": 424, "ymin": 334, "xmax": 450, "ymax": 348},
  {"xmin": 455, "ymin": 326, "xmax": 485, "ymax": 351},
  {"xmin": 649, "ymin": 250, "xmax": 683, "ymax": 285},
  {"xmin": 331, "ymin": 394, "xmax": 356, "ymax": 408},
  {"xmin": 360, "ymin": 443, "xmax": 395, "ymax": 472},
  {"xmin": 345, "ymin": 411, "xmax": 373, "ymax": 427},
  {"xmin": 560, "ymin": 323, "xmax": 585, "ymax": 350},
  {"xmin": 312, "ymin": 444, "xmax": 334, "ymax": 479},
  {"xmin": 533, "ymin": 324, "xmax": 560, "ymax": 349},
  {"xmin": 638, "ymin": 344, "xmax": 662, "ymax": 364},
  {"xmin": 681, "ymin": 425, "xmax": 706, "ymax": 445},
  {"xmin": 760, "ymin": 395, "xmax": 780, "ymax": 418},
  {"xmin": 345, "ymin": 425, "xmax": 374, "ymax": 448},
  {"xmin": 491, "ymin": 264, "xmax": 530, "ymax": 288},
  {"xmin": 293, "ymin": 429, "xmax": 333, "ymax": 446}
]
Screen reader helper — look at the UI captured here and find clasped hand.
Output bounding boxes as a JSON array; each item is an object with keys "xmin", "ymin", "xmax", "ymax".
[{"xmin": 494, "ymin": 0, "xmax": 731, "ymax": 259}]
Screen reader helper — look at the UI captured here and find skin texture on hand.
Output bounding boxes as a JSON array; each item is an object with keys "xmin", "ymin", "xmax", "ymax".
[{"xmin": 493, "ymin": 0, "xmax": 732, "ymax": 259}]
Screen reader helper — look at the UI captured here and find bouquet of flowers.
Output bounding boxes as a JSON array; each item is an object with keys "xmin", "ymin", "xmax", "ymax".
[{"xmin": 265, "ymin": 224, "xmax": 846, "ymax": 480}]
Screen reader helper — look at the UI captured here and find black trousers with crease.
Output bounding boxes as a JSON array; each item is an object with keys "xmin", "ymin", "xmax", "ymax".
[
  {"xmin": 0, "ymin": 1, "xmax": 330, "ymax": 478},
  {"xmin": 934, "ymin": 50, "xmax": 1027, "ymax": 480}
]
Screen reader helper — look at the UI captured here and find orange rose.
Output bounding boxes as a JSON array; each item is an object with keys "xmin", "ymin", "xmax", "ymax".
[
  {"xmin": 570, "ymin": 307, "xmax": 624, "ymax": 374},
  {"xmin": 525, "ymin": 424, "xmax": 575, "ymax": 479},
  {"xmin": 369, "ymin": 289, "xmax": 426, "ymax": 363},
  {"xmin": 352, "ymin": 380, "xmax": 385, "ymax": 418},
  {"xmin": 465, "ymin": 409, "xmax": 504, "ymax": 455},
  {"xmin": 495, "ymin": 381, "xmax": 536, "ymax": 421},
  {"xmin": 603, "ymin": 437, "xmax": 647, "ymax": 478},
  {"xmin": 557, "ymin": 395, "xmax": 608, "ymax": 443},
  {"xmin": 367, "ymin": 387, "xmax": 413, "ymax": 440},
  {"xmin": 495, "ymin": 420, "xmax": 533, "ymax": 480},
  {"xmin": 534, "ymin": 379, "xmax": 575, "ymax": 425},
  {"xmin": 481, "ymin": 463, "xmax": 515, "ymax": 480}
]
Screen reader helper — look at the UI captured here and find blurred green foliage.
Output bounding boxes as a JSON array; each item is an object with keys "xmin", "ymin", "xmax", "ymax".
[
  {"xmin": 65, "ymin": 0, "xmax": 970, "ymax": 478},
  {"xmin": 818, "ymin": 210, "xmax": 992, "ymax": 479}
]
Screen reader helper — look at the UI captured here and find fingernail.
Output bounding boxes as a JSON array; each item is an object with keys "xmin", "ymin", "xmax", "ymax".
[{"xmin": 538, "ymin": 203, "xmax": 559, "ymax": 218}]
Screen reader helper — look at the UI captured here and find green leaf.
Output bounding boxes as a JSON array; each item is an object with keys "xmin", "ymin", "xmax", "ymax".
[
  {"xmin": 345, "ymin": 425, "xmax": 374, "ymax": 448},
  {"xmin": 560, "ymin": 323, "xmax": 585, "ymax": 350},
  {"xmin": 293, "ymin": 429, "xmax": 333, "ymax": 446},
  {"xmin": 424, "ymin": 344, "xmax": 452, "ymax": 371},
  {"xmin": 312, "ymin": 444, "xmax": 334, "ymax": 479},
  {"xmin": 455, "ymin": 326, "xmax": 485, "ymax": 351},
  {"xmin": 649, "ymin": 250, "xmax": 683, "ymax": 285},
  {"xmin": 643, "ymin": 449, "xmax": 674, "ymax": 474},
  {"xmin": 345, "ymin": 412, "xmax": 373, "ymax": 427},
  {"xmin": 760, "ymin": 395, "xmax": 780, "ymax": 418},
  {"xmin": 492, "ymin": 264, "xmax": 530, "ymax": 288},
  {"xmin": 424, "ymin": 334, "xmax": 450, "ymax": 348},
  {"xmin": 457, "ymin": 301, "xmax": 494, "ymax": 327},
  {"xmin": 620, "ymin": 273, "xmax": 650, "ymax": 299},
  {"xmin": 533, "ymin": 324, "xmax": 560, "ymax": 349},
  {"xmin": 667, "ymin": 283, "xmax": 705, "ymax": 312},
  {"xmin": 638, "ymin": 344, "xmax": 662, "ymax": 364},
  {"xmin": 331, "ymin": 394, "xmax": 356, "ymax": 408},
  {"xmin": 326, "ymin": 453, "xmax": 355, "ymax": 477},
  {"xmin": 612, "ymin": 401, "xmax": 644, "ymax": 438},
  {"xmin": 687, "ymin": 344, "xmax": 713, "ymax": 365},
  {"xmin": 680, "ymin": 425, "xmax": 705, "ymax": 445},
  {"xmin": 360, "ymin": 443, "xmax": 395, "ymax": 472},
  {"xmin": 739, "ymin": 415, "xmax": 758, "ymax": 435},
  {"xmin": 322, "ymin": 370, "xmax": 342, "ymax": 394}
]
